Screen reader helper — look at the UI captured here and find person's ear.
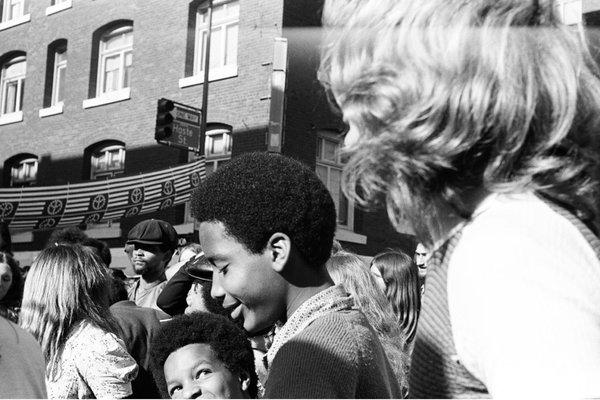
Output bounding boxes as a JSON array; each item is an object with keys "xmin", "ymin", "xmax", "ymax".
[{"xmin": 265, "ymin": 232, "xmax": 291, "ymax": 273}]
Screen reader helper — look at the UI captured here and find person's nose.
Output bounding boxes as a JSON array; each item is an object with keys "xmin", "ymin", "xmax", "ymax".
[
  {"xmin": 182, "ymin": 382, "xmax": 202, "ymax": 399},
  {"xmin": 210, "ymin": 270, "xmax": 225, "ymax": 300}
]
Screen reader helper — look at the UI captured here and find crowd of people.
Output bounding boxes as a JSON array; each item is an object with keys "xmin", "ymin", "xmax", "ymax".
[{"xmin": 2, "ymin": 0, "xmax": 600, "ymax": 397}]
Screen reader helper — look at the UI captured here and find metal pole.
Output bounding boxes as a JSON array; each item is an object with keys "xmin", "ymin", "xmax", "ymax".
[{"xmin": 199, "ymin": 0, "xmax": 213, "ymax": 154}]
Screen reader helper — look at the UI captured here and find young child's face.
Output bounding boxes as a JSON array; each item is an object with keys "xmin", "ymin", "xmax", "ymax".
[{"xmin": 164, "ymin": 343, "xmax": 248, "ymax": 399}]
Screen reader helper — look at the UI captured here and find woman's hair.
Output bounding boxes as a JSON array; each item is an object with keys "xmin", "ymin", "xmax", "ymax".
[
  {"xmin": 150, "ymin": 312, "xmax": 259, "ymax": 398},
  {"xmin": 326, "ymin": 251, "xmax": 408, "ymax": 387},
  {"xmin": 19, "ymin": 244, "xmax": 119, "ymax": 376},
  {"xmin": 371, "ymin": 251, "xmax": 421, "ymax": 344},
  {"xmin": 0, "ymin": 251, "xmax": 23, "ymax": 306},
  {"xmin": 320, "ymin": 0, "xmax": 600, "ymax": 242}
]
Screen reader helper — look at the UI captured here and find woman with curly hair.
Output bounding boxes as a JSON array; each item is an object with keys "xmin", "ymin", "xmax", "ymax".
[
  {"xmin": 370, "ymin": 251, "xmax": 421, "ymax": 347},
  {"xmin": 326, "ymin": 251, "xmax": 408, "ymax": 393},
  {"xmin": 320, "ymin": 0, "xmax": 600, "ymax": 397},
  {"xmin": 20, "ymin": 244, "xmax": 138, "ymax": 398},
  {"xmin": 0, "ymin": 252, "xmax": 23, "ymax": 323}
]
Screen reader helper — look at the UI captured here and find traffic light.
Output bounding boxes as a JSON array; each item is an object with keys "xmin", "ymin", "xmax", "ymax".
[{"xmin": 155, "ymin": 98, "xmax": 175, "ymax": 141}]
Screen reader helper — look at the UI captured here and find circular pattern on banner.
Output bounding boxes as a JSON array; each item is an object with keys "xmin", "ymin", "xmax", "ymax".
[
  {"xmin": 0, "ymin": 202, "xmax": 14, "ymax": 218},
  {"xmin": 47, "ymin": 200, "xmax": 64, "ymax": 216},
  {"xmin": 92, "ymin": 194, "xmax": 107, "ymax": 211},
  {"xmin": 130, "ymin": 188, "xmax": 143, "ymax": 204}
]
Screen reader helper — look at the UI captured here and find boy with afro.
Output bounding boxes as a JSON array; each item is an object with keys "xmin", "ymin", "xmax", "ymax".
[
  {"xmin": 191, "ymin": 152, "xmax": 401, "ymax": 398},
  {"xmin": 150, "ymin": 312, "xmax": 258, "ymax": 398}
]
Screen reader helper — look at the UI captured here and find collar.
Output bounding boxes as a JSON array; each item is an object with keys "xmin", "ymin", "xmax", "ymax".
[{"xmin": 263, "ymin": 284, "xmax": 354, "ymax": 372}]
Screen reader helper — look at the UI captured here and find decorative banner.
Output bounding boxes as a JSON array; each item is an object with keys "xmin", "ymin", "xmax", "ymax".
[{"xmin": 0, "ymin": 158, "xmax": 205, "ymax": 232}]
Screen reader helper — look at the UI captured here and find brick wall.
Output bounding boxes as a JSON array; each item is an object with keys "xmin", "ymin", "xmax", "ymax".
[{"xmin": 0, "ymin": 0, "xmax": 284, "ymax": 250}]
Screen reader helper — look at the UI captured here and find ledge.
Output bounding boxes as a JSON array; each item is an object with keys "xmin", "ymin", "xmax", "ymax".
[
  {"xmin": 0, "ymin": 14, "xmax": 30, "ymax": 31},
  {"xmin": 39, "ymin": 102, "xmax": 64, "ymax": 118},
  {"xmin": 46, "ymin": 0, "xmax": 72, "ymax": 16},
  {"xmin": 335, "ymin": 227, "xmax": 367, "ymax": 245},
  {"xmin": 0, "ymin": 111, "xmax": 23, "ymax": 125},
  {"xmin": 178, "ymin": 66, "xmax": 238, "ymax": 88},
  {"xmin": 82, "ymin": 87, "xmax": 131, "ymax": 109}
]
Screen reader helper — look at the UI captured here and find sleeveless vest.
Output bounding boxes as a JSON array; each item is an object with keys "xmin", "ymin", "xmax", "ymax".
[{"xmin": 408, "ymin": 199, "xmax": 600, "ymax": 398}]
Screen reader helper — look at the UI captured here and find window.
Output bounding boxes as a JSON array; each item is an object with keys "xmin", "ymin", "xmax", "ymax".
[
  {"xmin": 90, "ymin": 143, "xmax": 125, "ymax": 179},
  {"xmin": 97, "ymin": 25, "xmax": 132, "ymax": 96},
  {"xmin": 1, "ymin": 0, "xmax": 26, "ymax": 23},
  {"xmin": 0, "ymin": 55, "xmax": 25, "ymax": 115},
  {"xmin": 4, "ymin": 154, "xmax": 37, "ymax": 187},
  {"xmin": 52, "ymin": 45, "xmax": 66, "ymax": 105},
  {"xmin": 315, "ymin": 134, "xmax": 353, "ymax": 228},
  {"xmin": 204, "ymin": 124, "xmax": 232, "ymax": 174}
]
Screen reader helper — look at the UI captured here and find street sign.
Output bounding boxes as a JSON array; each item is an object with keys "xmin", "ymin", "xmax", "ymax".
[{"xmin": 155, "ymin": 99, "xmax": 204, "ymax": 154}]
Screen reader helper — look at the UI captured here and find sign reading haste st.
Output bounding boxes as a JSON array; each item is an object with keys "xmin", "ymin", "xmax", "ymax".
[{"xmin": 155, "ymin": 99, "xmax": 203, "ymax": 153}]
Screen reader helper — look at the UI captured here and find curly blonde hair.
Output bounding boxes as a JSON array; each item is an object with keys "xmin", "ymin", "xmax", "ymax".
[{"xmin": 320, "ymin": 0, "xmax": 600, "ymax": 242}]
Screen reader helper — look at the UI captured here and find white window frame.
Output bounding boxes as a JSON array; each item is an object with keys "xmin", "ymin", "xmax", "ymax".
[
  {"xmin": 193, "ymin": 0, "xmax": 239, "ymax": 82},
  {"xmin": 90, "ymin": 144, "xmax": 125, "ymax": 180},
  {"xmin": 1, "ymin": 0, "xmax": 24, "ymax": 23},
  {"xmin": 51, "ymin": 46, "xmax": 67, "ymax": 106},
  {"xmin": 10, "ymin": 156, "xmax": 37, "ymax": 186},
  {"xmin": 0, "ymin": 55, "xmax": 25, "ymax": 116},
  {"xmin": 316, "ymin": 132, "xmax": 355, "ymax": 230},
  {"xmin": 204, "ymin": 127, "xmax": 232, "ymax": 174},
  {"xmin": 46, "ymin": 0, "xmax": 72, "ymax": 16},
  {"xmin": 97, "ymin": 25, "xmax": 133, "ymax": 97}
]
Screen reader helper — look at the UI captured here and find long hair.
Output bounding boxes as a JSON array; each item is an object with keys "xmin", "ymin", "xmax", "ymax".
[
  {"xmin": 19, "ymin": 244, "xmax": 119, "ymax": 378},
  {"xmin": 326, "ymin": 251, "xmax": 408, "ymax": 387},
  {"xmin": 371, "ymin": 251, "xmax": 421, "ymax": 345},
  {"xmin": 319, "ymin": 0, "xmax": 600, "ymax": 243},
  {"xmin": 0, "ymin": 251, "xmax": 23, "ymax": 307}
]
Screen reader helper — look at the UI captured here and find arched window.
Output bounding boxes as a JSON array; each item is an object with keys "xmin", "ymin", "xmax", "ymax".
[
  {"xmin": 204, "ymin": 123, "xmax": 232, "ymax": 174},
  {"xmin": 97, "ymin": 25, "xmax": 133, "ymax": 95},
  {"xmin": 86, "ymin": 141, "xmax": 126, "ymax": 180},
  {"xmin": 4, "ymin": 153, "xmax": 37, "ymax": 187},
  {"xmin": 0, "ymin": 54, "xmax": 25, "ymax": 116},
  {"xmin": 181, "ymin": 0, "xmax": 239, "ymax": 86},
  {"xmin": 43, "ymin": 39, "xmax": 67, "ymax": 109}
]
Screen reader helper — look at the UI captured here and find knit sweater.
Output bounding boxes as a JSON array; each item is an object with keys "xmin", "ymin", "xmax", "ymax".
[{"xmin": 265, "ymin": 308, "xmax": 402, "ymax": 398}]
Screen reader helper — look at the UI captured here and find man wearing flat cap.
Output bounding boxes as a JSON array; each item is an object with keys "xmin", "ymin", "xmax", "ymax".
[{"xmin": 125, "ymin": 219, "xmax": 178, "ymax": 314}]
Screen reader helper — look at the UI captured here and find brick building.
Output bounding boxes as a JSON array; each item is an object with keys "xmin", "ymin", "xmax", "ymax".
[{"xmin": 0, "ymin": 0, "xmax": 415, "ymax": 268}]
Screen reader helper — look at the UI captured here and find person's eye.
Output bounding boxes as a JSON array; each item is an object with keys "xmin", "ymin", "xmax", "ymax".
[
  {"xmin": 196, "ymin": 368, "xmax": 212, "ymax": 379},
  {"xmin": 168, "ymin": 385, "xmax": 182, "ymax": 396},
  {"xmin": 217, "ymin": 265, "xmax": 229, "ymax": 275}
]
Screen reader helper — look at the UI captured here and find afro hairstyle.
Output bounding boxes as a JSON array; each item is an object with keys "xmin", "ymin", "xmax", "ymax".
[
  {"xmin": 150, "ymin": 312, "xmax": 258, "ymax": 398},
  {"xmin": 191, "ymin": 152, "xmax": 337, "ymax": 269}
]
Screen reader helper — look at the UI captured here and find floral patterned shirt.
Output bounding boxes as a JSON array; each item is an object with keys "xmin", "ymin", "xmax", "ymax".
[{"xmin": 46, "ymin": 321, "xmax": 138, "ymax": 399}]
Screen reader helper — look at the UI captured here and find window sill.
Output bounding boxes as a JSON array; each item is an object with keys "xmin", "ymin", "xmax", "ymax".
[
  {"xmin": 178, "ymin": 66, "xmax": 238, "ymax": 88},
  {"xmin": 0, "ymin": 14, "xmax": 31, "ymax": 31},
  {"xmin": 46, "ymin": 0, "xmax": 72, "ymax": 16},
  {"xmin": 39, "ymin": 102, "xmax": 64, "ymax": 118},
  {"xmin": 0, "ymin": 111, "xmax": 23, "ymax": 125},
  {"xmin": 335, "ymin": 227, "xmax": 367, "ymax": 244},
  {"xmin": 82, "ymin": 88, "xmax": 131, "ymax": 109}
]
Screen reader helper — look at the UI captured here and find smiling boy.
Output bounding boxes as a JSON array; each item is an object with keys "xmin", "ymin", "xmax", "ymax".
[{"xmin": 191, "ymin": 152, "xmax": 401, "ymax": 398}]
